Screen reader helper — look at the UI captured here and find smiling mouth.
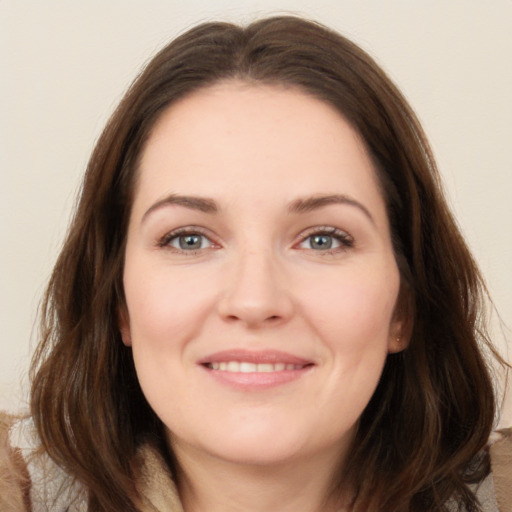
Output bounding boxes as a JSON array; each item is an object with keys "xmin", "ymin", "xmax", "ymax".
[
  {"xmin": 205, "ymin": 362, "xmax": 309, "ymax": 372},
  {"xmin": 198, "ymin": 350, "xmax": 314, "ymax": 389}
]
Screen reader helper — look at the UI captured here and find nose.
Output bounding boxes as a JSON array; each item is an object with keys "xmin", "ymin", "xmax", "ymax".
[{"xmin": 216, "ymin": 248, "xmax": 295, "ymax": 328}]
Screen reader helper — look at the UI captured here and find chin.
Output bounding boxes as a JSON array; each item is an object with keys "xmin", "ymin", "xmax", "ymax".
[
  {"xmin": 168, "ymin": 417, "xmax": 353, "ymax": 469},
  {"xmin": 203, "ymin": 438, "xmax": 312, "ymax": 467}
]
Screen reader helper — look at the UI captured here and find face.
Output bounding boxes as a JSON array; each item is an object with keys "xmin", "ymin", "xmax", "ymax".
[{"xmin": 121, "ymin": 82, "xmax": 404, "ymax": 469}]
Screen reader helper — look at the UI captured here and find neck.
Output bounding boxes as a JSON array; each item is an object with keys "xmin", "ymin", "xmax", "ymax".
[{"xmin": 172, "ymin": 442, "xmax": 349, "ymax": 512}]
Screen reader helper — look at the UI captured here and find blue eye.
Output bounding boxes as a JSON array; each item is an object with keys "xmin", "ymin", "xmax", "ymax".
[
  {"xmin": 158, "ymin": 229, "xmax": 214, "ymax": 252},
  {"xmin": 171, "ymin": 234, "xmax": 208, "ymax": 250},
  {"xmin": 307, "ymin": 234, "xmax": 336, "ymax": 250},
  {"xmin": 298, "ymin": 228, "xmax": 353, "ymax": 252}
]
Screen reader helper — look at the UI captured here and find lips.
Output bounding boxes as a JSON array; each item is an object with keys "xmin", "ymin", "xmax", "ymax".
[{"xmin": 198, "ymin": 349, "xmax": 314, "ymax": 390}]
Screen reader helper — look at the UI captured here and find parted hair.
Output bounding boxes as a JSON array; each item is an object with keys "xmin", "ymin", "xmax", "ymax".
[{"xmin": 30, "ymin": 16, "xmax": 500, "ymax": 511}]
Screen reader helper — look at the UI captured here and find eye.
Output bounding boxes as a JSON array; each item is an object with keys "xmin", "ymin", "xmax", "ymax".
[
  {"xmin": 171, "ymin": 233, "xmax": 210, "ymax": 250},
  {"xmin": 157, "ymin": 227, "xmax": 216, "ymax": 253},
  {"xmin": 297, "ymin": 227, "xmax": 354, "ymax": 252}
]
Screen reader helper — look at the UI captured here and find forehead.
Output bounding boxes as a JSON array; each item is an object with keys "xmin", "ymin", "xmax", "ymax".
[{"xmin": 134, "ymin": 82, "xmax": 387, "ymax": 224}]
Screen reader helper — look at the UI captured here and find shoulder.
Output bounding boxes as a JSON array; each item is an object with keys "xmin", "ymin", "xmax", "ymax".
[
  {"xmin": 0, "ymin": 412, "xmax": 30, "ymax": 511},
  {"xmin": 489, "ymin": 427, "xmax": 512, "ymax": 512},
  {"xmin": 0, "ymin": 412, "xmax": 87, "ymax": 511},
  {"xmin": 467, "ymin": 427, "xmax": 512, "ymax": 512},
  {"xmin": 1, "ymin": 412, "xmax": 183, "ymax": 512}
]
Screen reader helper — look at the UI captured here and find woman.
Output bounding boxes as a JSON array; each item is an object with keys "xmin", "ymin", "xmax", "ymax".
[{"xmin": 0, "ymin": 15, "xmax": 510, "ymax": 512}]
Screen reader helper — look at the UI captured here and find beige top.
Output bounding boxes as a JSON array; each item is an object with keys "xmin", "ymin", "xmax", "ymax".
[{"xmin": 1, "ymin": 413, "xmax": 511, "ymax": 511}]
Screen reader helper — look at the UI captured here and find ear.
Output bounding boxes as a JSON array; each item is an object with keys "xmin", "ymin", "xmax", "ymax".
[
  {"xmin": 118, "ymin": 306, "xmax": 132, "ymax": 347},
  {"xmin": 388, "ymin": 326, "xmax": 410, "ymax": 354},
  {"xmin": 387, "ymin": 284, "xmax": 414, "ymax": 354}
]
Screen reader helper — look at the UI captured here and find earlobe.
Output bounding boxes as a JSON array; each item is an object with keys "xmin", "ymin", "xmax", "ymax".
[
  {"xmin": 388, "ymin": 332, "xmax": 409, "ymax": 354},
  {"xmin": 388, "ymin": 311, "xmax": 413, "ymax": 353},
  {"xmin": 118, "ymin": 307, "xmax": 132, "ymax": 347}
]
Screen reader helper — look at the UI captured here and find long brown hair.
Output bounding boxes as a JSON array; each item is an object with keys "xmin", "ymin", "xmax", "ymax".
[{"xmin": 30, "ymin": 16, "xmax": 502, "ymax": 511}]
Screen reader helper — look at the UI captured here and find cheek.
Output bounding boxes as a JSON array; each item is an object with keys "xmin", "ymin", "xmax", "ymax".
[
  {"xmin": 123, "ymin": 260, "xmax": 218, "ymax": 346},
  {"xmin": 299, "ymin": 263, "xmax": 400, "ymax": 348}
]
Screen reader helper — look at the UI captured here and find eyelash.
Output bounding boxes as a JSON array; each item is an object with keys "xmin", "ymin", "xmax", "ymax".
[
  {"xmin": 295, "ymin": 226, "xmax": 354, "ymax": 254},
  {"xmin": 156, "ymin": 226, "xmax": 354, "ymax": 255},
  {"xmin": 156, "ymin": 226, "xmax": 215, "ymax": 254}
]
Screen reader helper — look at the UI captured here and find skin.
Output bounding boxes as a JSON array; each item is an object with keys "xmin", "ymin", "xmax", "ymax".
[{"xmin": 121, "ymin": 82, "xmax": 406, "ymax": 511}]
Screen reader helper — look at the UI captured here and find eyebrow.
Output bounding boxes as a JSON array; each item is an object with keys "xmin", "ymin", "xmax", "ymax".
[
  {"xmin": 142, "ymin": 193, "xmax": 374, "ymax": 224},
  {"xmin": 288, "ymin": 194, "xmax": 375, "ymax": 224},
  {"xmin": 142, "ymin": 194, "xmax": 218, "ymax": 222}
]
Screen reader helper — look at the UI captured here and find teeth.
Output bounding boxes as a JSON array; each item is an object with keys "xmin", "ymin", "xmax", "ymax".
[
  {"xmin": 207, "ymin": 361, "xmax": 304, "ymax": 372},
  {"xmin": 239, "ymin": 362, "xmax": 257, "ymax": 372},
  {"xmin": 227, "ymin": 361, "xmax": 239, "ymax": 372}
]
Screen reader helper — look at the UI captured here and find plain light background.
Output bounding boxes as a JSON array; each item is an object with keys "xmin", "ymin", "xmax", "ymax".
[{"xmin": 1, "ymin": 1, "xmax": 511, "ymax": 426}]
